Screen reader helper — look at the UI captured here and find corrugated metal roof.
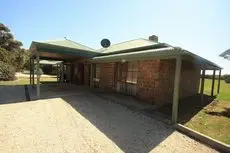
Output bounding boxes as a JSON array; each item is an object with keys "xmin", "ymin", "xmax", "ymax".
[
  {"xmin": 93, "ymin": 47, "xmax": 177, "ymax": 61},
  {"xmin": 30, "ymin": 39, "xmax": 101, "ymax": 59},
  {"xmin": 38, "ymin": 39, "xmax": 96, "ymax": 52},
  {"xmin": 98, "ymin": 38, "xmax": 158, "ymax": 53},
  {"xmin": 30, "ymin": 37, "xmax": 221, "ymax": 69},
  {"xmin": 93, "ymin": 47, "xmax": 222, "ymax": 69}
]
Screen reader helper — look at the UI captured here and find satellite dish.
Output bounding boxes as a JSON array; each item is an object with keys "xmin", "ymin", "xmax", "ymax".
[{"xmin": 101, "ymin": 39, "xmax": 111, "ymax": 48}]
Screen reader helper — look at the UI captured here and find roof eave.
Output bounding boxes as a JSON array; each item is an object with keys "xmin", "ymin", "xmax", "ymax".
[
  {"xmin": 181, "ymin": 49, "xmax": 222, "ymax": 70},
  {"xmin": 99, "ymin": 43, "xmax": 172, "ymax": 56},
  {"xmin": 91, "ymin": 47, "xmax": 179, "ymax": 63}
]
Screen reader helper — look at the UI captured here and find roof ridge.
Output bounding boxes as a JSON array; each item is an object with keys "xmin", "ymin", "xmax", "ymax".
[
  {"xmin": 65, "ymin": 38, "xmax": 96, "ymax": 51},
  {"xmin": 39, "ymin": 39, "xmax": 66, "ymax": 43},
  {"xmin": 106, "ymin": 38, "xmax": 146, "ymax": 48},
  {"xmin": 141, "ymin": 38, "xmax": 157, "ymax": 43}
]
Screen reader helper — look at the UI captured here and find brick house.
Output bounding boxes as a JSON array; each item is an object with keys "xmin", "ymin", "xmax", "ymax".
[{"xmin": 29, "ymin": 35, "xmax": 222, "ymax": 123}]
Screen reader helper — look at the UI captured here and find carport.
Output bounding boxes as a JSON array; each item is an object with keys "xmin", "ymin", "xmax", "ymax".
[{"xmin": 29, "ymin": 39, "xmax": 100, "ymax": 98}]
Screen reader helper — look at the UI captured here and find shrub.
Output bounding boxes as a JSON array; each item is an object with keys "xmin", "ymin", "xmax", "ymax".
[
  {"xmin": 225, "ymin": 77, "xmax": 230, "ymax": 83},
  {"xmin": 222, "ymin": 75, "xmax": 230, "ymax": 80},
  {"xmin": 0, "ymin": 61, "xmax": 16, "ymax": 81},
  {"xmin": 0, "ymin": 48, "xmax": 13, "ymax": 64}
]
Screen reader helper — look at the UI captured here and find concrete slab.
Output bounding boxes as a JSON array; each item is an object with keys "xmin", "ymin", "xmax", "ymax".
[
  {"xmin": 0, "ymin": 85, "xmax": 26, "ymax": 104},
  {"xmin": 28, "ymin": 83, "xmax": 89, "ymax": 100}
]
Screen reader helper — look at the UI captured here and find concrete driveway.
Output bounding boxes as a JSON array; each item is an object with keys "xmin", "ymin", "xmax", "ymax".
[{"xmin": 0, "ymin": 88, "xmax": 218, "ymax": 153}]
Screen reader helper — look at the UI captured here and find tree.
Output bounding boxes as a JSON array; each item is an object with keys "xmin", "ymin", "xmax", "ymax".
[
  {"xmin": 0, "ymin": 23, "xmax": 26, "ymax": 80},
  {"xmin": 0, "ymin": 23, "xmax": 22, "ymax": 51}
]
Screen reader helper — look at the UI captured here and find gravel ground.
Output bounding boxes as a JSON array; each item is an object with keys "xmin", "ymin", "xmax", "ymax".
[{"xmin": 0, "ymin": 92, "xmax": 218, "ymax": 153}]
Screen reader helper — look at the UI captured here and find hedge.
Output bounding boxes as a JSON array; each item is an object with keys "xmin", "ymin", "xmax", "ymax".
[{"xmin": 0, "ymin": 61, "xmax": 16, "ymax": 81}]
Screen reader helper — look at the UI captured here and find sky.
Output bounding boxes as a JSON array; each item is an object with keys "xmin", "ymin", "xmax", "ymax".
[{"xmin": 1, "ymin": 0, "xmax": 230, "ymax": 74}]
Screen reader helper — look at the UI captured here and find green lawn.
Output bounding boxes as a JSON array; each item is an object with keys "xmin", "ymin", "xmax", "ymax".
[
  {"xmin": 203, "ymin": 79, "xmax": 230, "ymax": 101},
  {"xmin": 184, "ymin": 79, "xmax": 230, "ymax": 144}
]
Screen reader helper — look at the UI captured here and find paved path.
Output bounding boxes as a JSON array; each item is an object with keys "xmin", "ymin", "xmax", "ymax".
[{"xmin": 0, "ymin": 91, "xmax": 218, "ymax": 153}]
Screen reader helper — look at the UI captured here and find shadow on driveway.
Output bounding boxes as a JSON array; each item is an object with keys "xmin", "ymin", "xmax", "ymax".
[
  {"xmin": 62, "ymin": 93, "xmax": 173, "ymax": 153},
  {"xmin": 0, "ymin": 85, "xmax": 27, "ymax": 104}
]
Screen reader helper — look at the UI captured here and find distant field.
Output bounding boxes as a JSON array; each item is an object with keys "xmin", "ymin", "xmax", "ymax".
[
  {"xmin": 0, "ymin": 77, "xmax": 57, "ymax": 85},
  {"xmin": 185, "ymin": 79, "xmax": 230, "ymax": 144}
]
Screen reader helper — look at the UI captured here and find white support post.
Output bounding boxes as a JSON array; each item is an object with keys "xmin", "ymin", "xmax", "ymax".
[
  {"xmin": 36, "ymin": 52, "xmax": 40, "ymax": 98},
  {"xmin": 32, "ymin": 58, "xmax": 35, "ymax": 89},
  {"xmin": 29, "ymin": 58, "xmax": 31, "ymax": 84},
  {"xmin": 56, "ymin": 64, "xmax": 59, "ymax": 82},
  {"xmin": 90, "ymin": 64, "xmax": 94, "ymax": 88},
  {"xmin": 61, "ymin": 63, "xmax": 64, "ymax": 83},
  {"xmin": 217, "ymin": 70, "xmax": 221, "ymax": 94},
  {"xmin": 172, "ymin": 56, "xmax": 182, "ymax": 124},
  {"xmin": 211, "ymin": 70, "xmax": 216, "ymax": 96},
  {"xmin": 200, "ymin": 69, "xmax": 205, "ymax": 106}
]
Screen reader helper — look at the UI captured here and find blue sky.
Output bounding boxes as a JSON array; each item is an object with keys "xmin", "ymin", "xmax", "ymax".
[{"xmin": 1, "ymin": 0, "xmax": 230, "ymax": 74}]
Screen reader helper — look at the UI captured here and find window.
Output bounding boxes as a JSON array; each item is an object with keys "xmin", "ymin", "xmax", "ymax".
[
  {"xmin": 127, "ymin": 61, "xmax": 138, "ymax": 83},
  {"xmin": 117, "ymin": 62, "xmax": 126, "ymax": 81}
]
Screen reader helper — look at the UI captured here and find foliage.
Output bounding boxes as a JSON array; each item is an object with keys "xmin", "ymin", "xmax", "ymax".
[
  {"xmin": 22, "ymin": 50, "xmax": 31, "ymax": 70},
  {"xmin": 225, "ymin": 77, "xmax": 230, "ymax": 83},
  {"xmin": 0, "ymin": 61, "xmax": 16, "ymax": 81},
  {"xmin": 0, "ymin": 47, "xmax": 29, "ymax": 72},
  {"xmin": 0, "ymin": 47, "xmax": 13, "ymax": 64},
  {"xmin": 0, "ymin": 23, "xmax": 28, "ymax": 80},
  {"xmin": 0, "ymin": 23, "xmax": 22, "ymax": 51}
]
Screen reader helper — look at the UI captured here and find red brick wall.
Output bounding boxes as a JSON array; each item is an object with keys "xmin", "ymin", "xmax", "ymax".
[
  {"xmin": 180, "ymin": 60, "xmax": 201, "ymax": 98},
  {"xmin": 136, "ymin": 60, "xmax": 160, "ymax": 103},
  {"xmin": 90, "ymin": 59, "xmax": 200, "ymax": 107},
  {"xmin": 136, "ymin": 59, "xmax": 200, "ymax": 106},
  {"xmin": 153, "ymin": 59, "xmax": 175, "ymax": 106}
]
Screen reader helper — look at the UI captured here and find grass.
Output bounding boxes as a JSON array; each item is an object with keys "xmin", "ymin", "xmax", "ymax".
[
  {"xmin": 0, "ymin": 77, "xmax": 57, "ymax": 85},
  {"xmin": 184, "ymin": 79, "xmax": 230, "ymax": 144},
  {"xmin": 203, "ymin": 79, "xmax": 230, "ymax": 101}
]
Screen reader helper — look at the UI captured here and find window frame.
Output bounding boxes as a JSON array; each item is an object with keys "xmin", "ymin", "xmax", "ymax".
[{"xmin": 126, "ymin": 61, "xmax": 138, "ymax": 84}]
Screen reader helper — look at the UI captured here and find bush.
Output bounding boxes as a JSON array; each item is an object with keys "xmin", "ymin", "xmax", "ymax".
[
  {"xmin": 0, "ymin": 61, "xmax": 16, "ymax": 81},
  {"xmin": 0, "ymin": 48, "xmax": 13, "ymax": 64},
  {"xmin": 222, "ymin": 75, "xmax": 230, "ymax": 80},
  {"xmin": 225, "ymin": 77, "xmax": 230, "ymax": 83}
]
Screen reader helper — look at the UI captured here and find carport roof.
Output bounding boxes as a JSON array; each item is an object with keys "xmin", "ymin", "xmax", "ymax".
[
  {"xmin": 38, "ymin": 39, "xmax": 96, "ymax": 52},
  {"xmin": 30, "ymin": 39, "xmax": 101, "ymax": 61}
]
